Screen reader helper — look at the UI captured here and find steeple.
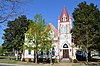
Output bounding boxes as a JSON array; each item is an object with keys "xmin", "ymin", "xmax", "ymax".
[{"xmin": 58, "ymin": 7, "xmax": 69, "ymax": 22}]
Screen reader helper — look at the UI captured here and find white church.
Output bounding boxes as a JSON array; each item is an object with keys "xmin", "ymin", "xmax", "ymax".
[{"xmin": 23, "ymin": 7, "xmax": 77, "ymax": 62}]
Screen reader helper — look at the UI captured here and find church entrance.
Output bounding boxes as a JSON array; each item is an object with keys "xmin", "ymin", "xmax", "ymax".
[
  {"xmin": 63, "ymin": 49, "xmax": 69, "ymax": 58},
  {"xmin": 63, "ymin": 44, "xmax": 69, "ymax": 58}
]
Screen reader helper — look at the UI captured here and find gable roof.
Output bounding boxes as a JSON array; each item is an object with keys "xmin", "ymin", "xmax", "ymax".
[{"xmin": 48, "ymin": 23, "xmax": 58, "ymax": 37}]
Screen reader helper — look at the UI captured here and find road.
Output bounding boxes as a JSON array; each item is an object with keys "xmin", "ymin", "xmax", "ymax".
[
  {"xmin": 0, "ymin": 64, "xmax": 15, "ymax": 66},
  {"xmin": 0, "ymin": 63, "xmax": 51, "ymax": 66},
  {"xmin": 0, "ymin": 63, "xmax": 21, "ymax": 66},
  {"xmin": 0, "ymin": 63, "xmax": 72, "ymax": 66}
]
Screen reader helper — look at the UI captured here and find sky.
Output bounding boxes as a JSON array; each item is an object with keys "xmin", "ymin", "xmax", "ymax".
[{"xmin": 0, "ymin": 0, "xmax": 100, "ymax": 45}]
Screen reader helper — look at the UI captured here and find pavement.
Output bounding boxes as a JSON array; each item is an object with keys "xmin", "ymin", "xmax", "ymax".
[
  {"xmin": 0, "ymin": 63, "xmax": 85, "ymax": 66},
  {"xmin": 1, "ymin": 62, "xmax": 100, "ymax": 66}
]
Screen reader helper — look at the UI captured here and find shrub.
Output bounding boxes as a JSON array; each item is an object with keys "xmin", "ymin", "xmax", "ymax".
[
  {"xmin": 73, "ymin": 59, "xmax": 78, "ymax": 63},
  {"xmin": 54, "ymin": 58, "xmax": 58, "ymax": 63},
  {"xmin": 22, "ymin": 58, "xmax": 25, "ymax": 61},
  {"xmin": 0, "ymin": 56, "xmax": 7, "ymax": 59}
]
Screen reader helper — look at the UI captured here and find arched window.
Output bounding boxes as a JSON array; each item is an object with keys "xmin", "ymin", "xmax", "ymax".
[
  {"xmin": 63, "ymin": 44, "xmax": 68, "ymax": 48},
  {"xmin": 52, "ymin": 48, "xmax": 55, "ymax": 56},
  {"xmin": 28, "ymin": 49, "xmax": 31, "ymax": 55},
  {"xmin": 63, "ymin": 15, "xmax": 67, "ymax": 21},
  {"xmin": 50, "ymin": 30, "xmax": 54, "ymax": 38}
]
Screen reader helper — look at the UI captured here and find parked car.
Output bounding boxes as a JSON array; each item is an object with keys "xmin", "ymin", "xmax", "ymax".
[
  {"xmin": 76, "ymin": 50, "xmax": 87, "ymax": 61},
  {"xmin": 93, "ymin": 54, "xmax": 100, "ymax": 57}
]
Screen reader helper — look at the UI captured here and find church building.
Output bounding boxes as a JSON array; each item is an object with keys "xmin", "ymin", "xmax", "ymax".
[{"xmin": 22, "ymin": 7, "xmax": 76, "ymax": 62}]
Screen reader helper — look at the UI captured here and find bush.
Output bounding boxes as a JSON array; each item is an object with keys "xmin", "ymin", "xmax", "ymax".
[
  {"xmin": 21, "ymin": 58, "xmax": 25, "ymax": 61},
  {"xmin": 3, "ymin": 52, "xmax": 15, "ymax": 56},
  {"xmin": 0, "ymin": 56, "xmax": 7, "ymax": 59},
  {"xmin": 54, "ymin": 58, "xmax": 58, "ymax": 63},
  {"xmin": 73, "ymin": 59, "xmax": 78, "ymax": 63},
  {"xmin": 0, "ymin": 56, "xmax": 16, "ymax": 60},
  {"xmin": 9, "ymin": 56, "xmax": 16, "ymax": 60},
  {"xmin": 68, "ymin": 57, "xmax": 78, "ymax": 63}
]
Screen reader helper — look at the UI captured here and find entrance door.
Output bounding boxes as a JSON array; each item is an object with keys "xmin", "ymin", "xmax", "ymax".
[{"xmin": 63, "ymin": 49, "xmax": 69, "ymax": 58}]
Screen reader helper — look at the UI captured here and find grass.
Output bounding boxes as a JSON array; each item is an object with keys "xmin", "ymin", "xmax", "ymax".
[
  {"xmin": 0, "ymin": 56, "xmax": 8, "ymax": 59},
  {"xmin": 0, "ymin": 56, "xmax": 16, "ymax": 59},
  {"xmin": 0, "ymin": 59, "xmax": 33, "ymax": 65},
  {"xmin": 0, "ymin": 56, "xmax": 19, "ymax": 64},
  {"xmin": 0, "ymin": 60, "xmax": 17, "ymax": 64},
  {"xmin": 72, "ymin": 63, "xmax": 85, "ymax": 66},
  {"xmin": 0, "ymin": 56, "xmax": 99, "ymax": 66},
  {"xmin": 0, "ymin": 57, "xmax": 35, "ymax": 65}
]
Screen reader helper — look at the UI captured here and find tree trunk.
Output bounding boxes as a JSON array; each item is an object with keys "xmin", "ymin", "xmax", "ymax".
[
  {"xmin": 50, "ymin": 49, "xmax": 52, "ymax": 66},
  {"xmin": 21, "ymin": 53, "xmax": 23, "ymax": 61},
  {"xmin": 43, "ymin": 51, "xmax": 44, "ymax": 63},
  {"xmin": 72, "ymin": 47, "xmax": 74, "ymax": 63},
  {"xmin": 15, "ymin": 50, "xmax": 18, "ymax": 60},
  {"xmin": 35, "ymin": 51, "xmax": 38, "ymax": 63},
  {"xmin": 86, "ymin": 49, "xmax": 88, "ymax": 62}
]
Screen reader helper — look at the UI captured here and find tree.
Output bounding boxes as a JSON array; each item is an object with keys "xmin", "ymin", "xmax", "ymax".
[
  {"xmin": 0, "ymin": 45, "xmax": 4, "ymax": 55},
  {"xmin": 72, "ymin": 2, "xmax": 100, "ymax": 62},
  {"xmin": 0, "ymin": 0, "xmax": 25, "ymax": 23},
  {"xmin": 25, "ymin": 14, "xmax": 52, "ymax": 63},
  {"xmin": 2, "ymin": 15, "xmax": 30, "ymax": 59}
]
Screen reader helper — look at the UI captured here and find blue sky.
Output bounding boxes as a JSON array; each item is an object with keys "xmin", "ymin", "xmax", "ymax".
[{"xmin": 0, "ymin": 0, "xmax": 100, "ymax": 45}]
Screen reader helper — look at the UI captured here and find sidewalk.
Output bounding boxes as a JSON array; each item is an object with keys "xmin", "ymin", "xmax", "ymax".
[{"xmin": 0, "ymin": 63, "xmax": 85, "ymax": 66}]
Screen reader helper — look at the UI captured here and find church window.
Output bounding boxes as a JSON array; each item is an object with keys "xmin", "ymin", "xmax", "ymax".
[
  {"xmin": 63, "ymin": 14, "xmax": 67, "ymax": 21},
  {"xmin": 51, "ymin": 31, "xmax": 54, "ymax": 37},
  {"xmin": 60, "ymin": 26, "xmax": 63, "ymax": 33},
  {"xmin": 52, "ymin": 48, "xmax": 55, "ymax": 56},
  {"xmin": 64, "ymin": 26, "xmax": 66, "ymax": 33},
  {"xmin": 63, "ymin": 44, "xmax": 68, "ymax": 48},
  {"xmin": 28, "ymin": 49, "xmax": 31, "ymax": 55},
  {"xmin": 41, "ymin": 51, "xmax": 43, "ymax": 55},
  {"xmin": 66, "ymin": 26, "xmax": 70, "ymax": 33},
  {"xmin": 47, "ymin": 51, "xmax": 49, "ymax": 55}
]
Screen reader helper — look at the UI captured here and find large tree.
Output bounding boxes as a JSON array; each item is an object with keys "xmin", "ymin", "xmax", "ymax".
[
  {"xmin": 25, "ymin": 14, "xmax": 52, "ymax": 63},
  {"xmin": 72, "ymin": 2, "xmax": 100, "ymax": 62},
  {"xmin": 0, "ymin": 45, "xmax": 4, "ymax": 55},
  {"xmin": 0, "ymin": 0, "xmax": 26, "ymax": 23},
  {"xmin": 2, "ymin": 15, "xmax": 30, "ymax": 54}
]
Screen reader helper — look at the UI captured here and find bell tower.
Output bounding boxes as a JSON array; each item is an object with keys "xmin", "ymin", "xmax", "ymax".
[{"xmin": 58, "ymin": 7, "xmax": 72, "ymax": 58}]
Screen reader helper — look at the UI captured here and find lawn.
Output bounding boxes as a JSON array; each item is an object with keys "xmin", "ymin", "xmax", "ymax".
[
  {"xmin": 0, "ymin": 56, "xmax": 100, "ymax": 66},
  {"xmin": 72, "ymin": 63, "xmax": 85, "ymax": 66}
]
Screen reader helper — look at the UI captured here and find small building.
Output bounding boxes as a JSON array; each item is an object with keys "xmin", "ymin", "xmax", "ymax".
[{"xmin": 22, "ymin": 7, "xmax": 76, "ymax": 62}]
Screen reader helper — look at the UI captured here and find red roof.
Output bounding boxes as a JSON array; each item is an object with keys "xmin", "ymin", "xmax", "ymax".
[
  {"xmin": 48, "ymin": 23, "xmax": 58, "ymax": 37},
  {"xmin": 59, "ymin": 7, "xmax": 69, "ymax": 22}
]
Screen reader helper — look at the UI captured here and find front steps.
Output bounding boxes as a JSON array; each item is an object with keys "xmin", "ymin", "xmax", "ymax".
[{"xmin": 60, "ymin": 58, "xmax": 70, "ymax": 63}]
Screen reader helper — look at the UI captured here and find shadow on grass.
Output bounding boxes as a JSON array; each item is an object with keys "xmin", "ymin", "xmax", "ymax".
[
  {"xmin": 76, "ymin": 56, "xmax": 100, "ymax": 66},
  {"xmin": 90, "ymin": 58, "xmax": 100, "ymax": 62},
  {"xmin": 83, "ymin": 58, "xmax": 100, "ymax": 66}
]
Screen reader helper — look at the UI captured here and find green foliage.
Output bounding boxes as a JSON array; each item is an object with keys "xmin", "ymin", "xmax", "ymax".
[
  {"xmin": 26, "ymin": 14, "xmax": 52, "ymax": 51},
  {"xmin": 0, "ymin": 46, "xmax": 4, "ymax": 55},
  {"xmin": 54, "ymin": 58, "xmax": 58, "ymax": 63},
  {"xmin": 73, "ymin": 59, "xmax": 78, "ymax": 63},
  {"xmin": 2, "ymin": 15, "xmax": 30, "ymax": 52},
  {"xmin": 73, "ymin": 1, "xmax": 100, "ymax": 51},
  {"xmin": 25, "ymin": 14, "xmax": 52, "ymax": 63},
  {"xmin": 0, "ymin": 56, "xmax": 16, "ymax": 60},
  {"xmin": 0, "ymin": 56, "xmax": 8, "ymax": 59}
]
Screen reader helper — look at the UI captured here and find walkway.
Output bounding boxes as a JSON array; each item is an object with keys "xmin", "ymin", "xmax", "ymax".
[{"xmin": 0, "ymin": 63, "xmax": 85, "ymax": 66}]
